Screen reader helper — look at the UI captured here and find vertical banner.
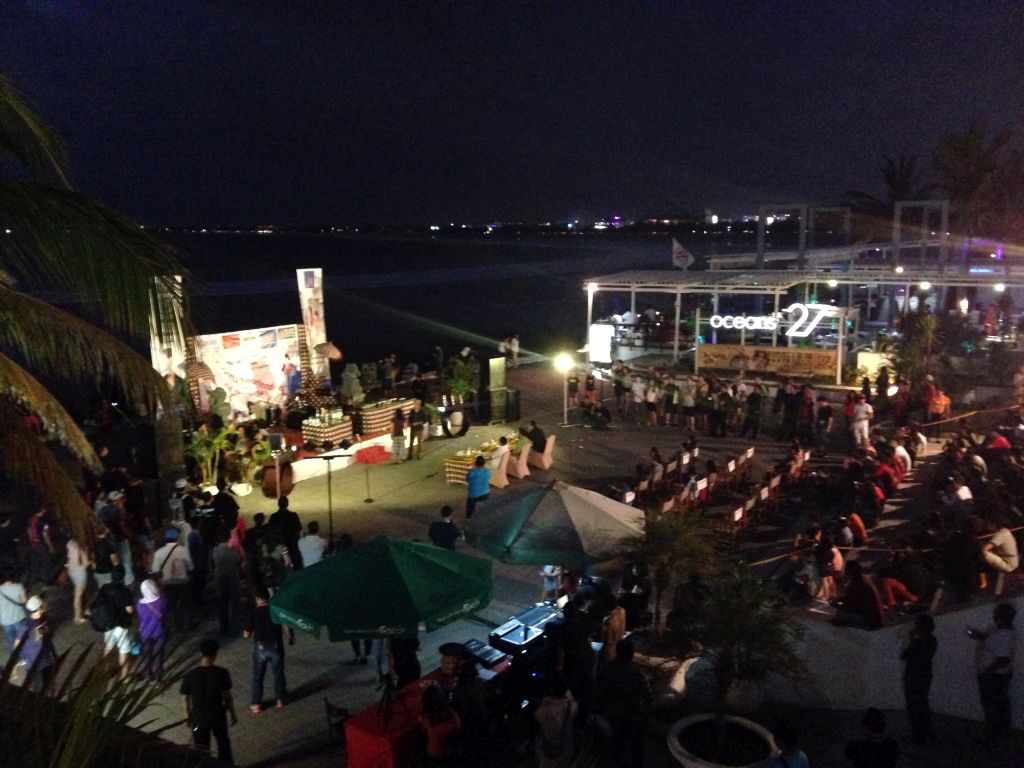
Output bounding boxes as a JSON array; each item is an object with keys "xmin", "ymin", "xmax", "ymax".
[
  {"xmin": 149, "ymin": 275, "xmax": 188, "ymax": 385},
  {"xmin": 296, "ymin": 268, "xmax": 328, "ymax": 383}
]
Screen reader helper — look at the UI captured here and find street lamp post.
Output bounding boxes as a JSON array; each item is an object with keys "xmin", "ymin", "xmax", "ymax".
[{"xmin": 553, "ymin": 352, "xmax": 574, "ymax": 426}]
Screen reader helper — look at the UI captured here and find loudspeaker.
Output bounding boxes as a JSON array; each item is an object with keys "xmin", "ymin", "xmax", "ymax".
[
  {"xmin": 487, "ymin": 356, "xmax": 506, "ymax": 391},
  {"xmin": 478, "ymin": 388, "xmax": 520, "ymax": 424}
]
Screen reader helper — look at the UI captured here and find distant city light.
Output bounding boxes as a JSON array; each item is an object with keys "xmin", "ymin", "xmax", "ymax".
[
  {"xmin": 894, "ymin": 265, "xmax": 905, "ymax": 274},
  {"xmin": 710, "ymin": 214, "xmax": 719, "ymax": 225},
  {"xmin": 430, "ymin": 225, "xmax": 440, "ymax": 231},
  {"xmin": 765, "ymin": 216, "xmax": 775, "ymax": 226}
]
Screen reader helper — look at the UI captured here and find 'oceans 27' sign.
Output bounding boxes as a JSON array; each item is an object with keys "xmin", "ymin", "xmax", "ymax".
[{"xmin": 709, "ymin": 303, "xmax": 838, "ymax": 338}]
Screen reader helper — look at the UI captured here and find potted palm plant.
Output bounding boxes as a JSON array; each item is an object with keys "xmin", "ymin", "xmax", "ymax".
[
  {"xmin": 184, "ymin": 423, "xmax": 237, "ymax": 493},
  {"xmin": 667, "ymin": 565, "xmax": 812, "ymax": 768}
]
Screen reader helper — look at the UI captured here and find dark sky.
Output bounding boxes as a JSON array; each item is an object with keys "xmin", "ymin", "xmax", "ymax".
[{"xmin": 2, "ymin": 1, "xmax": 1022, "ymax": 225}]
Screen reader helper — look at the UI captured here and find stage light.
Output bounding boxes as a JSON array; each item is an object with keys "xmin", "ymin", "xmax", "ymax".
[{"xmin": 919, "ymin": 281, "xmax": 931, "ymax": 291}]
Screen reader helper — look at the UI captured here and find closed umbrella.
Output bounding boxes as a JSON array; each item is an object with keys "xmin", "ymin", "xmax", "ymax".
[
  {"xmin": 464, "ymin": 480, "xmax": 644, "ymax": 565},
  {"xmin": 270, "ymin": 535, "xmax": 492, "ymax": 640}
]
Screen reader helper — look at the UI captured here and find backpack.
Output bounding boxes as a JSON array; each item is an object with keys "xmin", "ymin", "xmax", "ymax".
[{"xmin": 89, "ymin": 591, "xmax": 118, "ymax": 632}]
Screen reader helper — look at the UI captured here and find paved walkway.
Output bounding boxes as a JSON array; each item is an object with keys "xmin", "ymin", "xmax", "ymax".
[{"xmin": 10, "ymin": 362, "xmax": 1023, "ymax": 767}]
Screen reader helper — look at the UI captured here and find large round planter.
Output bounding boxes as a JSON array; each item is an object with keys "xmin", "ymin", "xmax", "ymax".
[{"xmin": 667, "ymin": 714, "xmax": 775, "ymax": 768}]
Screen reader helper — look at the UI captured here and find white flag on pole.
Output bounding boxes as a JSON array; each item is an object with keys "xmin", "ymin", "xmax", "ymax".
[{"xmin": 672, "ymin": 238, "xmax": 695, "ymax": 270}]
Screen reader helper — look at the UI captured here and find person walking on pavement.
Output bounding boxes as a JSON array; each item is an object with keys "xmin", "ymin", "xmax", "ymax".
[
  {"xmin": 268, "ymin": 496, "xmax": 303, "ymax": 570},
  {"xmin": 244, "ymin": 587, "xmax": 287, "ymax": 714},
  {"xmin": 408, "ymin": 400, "xmax": 429, "ymax": 460},
  {"xmin": 465, "ymin": 456, "xmax": 491, "ymax": 521},
  {"xmin": 181, "ymin": 638, "xmax": 238, "ymax": 765}
]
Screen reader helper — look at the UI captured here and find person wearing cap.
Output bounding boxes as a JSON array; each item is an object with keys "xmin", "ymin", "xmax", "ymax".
[
  {"xmin": 14, "ymin": 596, "xmax": 55, "ymax": 691},
  {"xmin": 168, "ymin": 478, "xmax": 195, "ymax": 522},
  {"xmin": 152, "ymin": 527, "xmax": 194, "ymax": 631}
]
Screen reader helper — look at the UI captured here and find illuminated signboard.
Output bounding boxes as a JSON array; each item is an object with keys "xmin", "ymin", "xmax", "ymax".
[{"xmin": 709, "ymin": 303, "xmax": 838, "ymax": 338}]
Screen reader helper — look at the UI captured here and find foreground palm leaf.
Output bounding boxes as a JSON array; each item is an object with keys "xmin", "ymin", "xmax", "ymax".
[{"xmin": 0, "ymin": 74, "xmax": 189, "ymax": 540}]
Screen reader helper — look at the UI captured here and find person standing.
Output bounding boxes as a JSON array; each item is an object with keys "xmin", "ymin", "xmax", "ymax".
[
  {"xmin": 65, "ymin": 536, "xmax": 91, "ymax": 625},
  {"xmin": 407, "ymin": 400, "xmax": 429, "ymax": 461},
  {"xmin": 465, "ymin": 456, "xmax": 491, "ymax": 521},
  {"xmin": 595, "ymin": 639, "xmax": 652, "ymax": 768},
  {"xmin": 181, "ymin": 638, "xmax": 237, "ymax": 765},
  {"xmin": 268, "ymin": 496, "xmax": 303, "ymax": 570},
  {"xmin": 968, "ymin": 602, "xmax": 1017, "ymax": 746},
  {"xmin": 739, "ymin": 380, "xmax": 764, "ymax": 439},
  {"xmin": 814, "ymin": 395, "xmax": 834, "ymax": 452},
  {"xmin": 539, "ymin": 564, "xmax": 562, "ymax": 602},
  {"xmin": 851, "ymin": 394, "xmax": 874, "ymax": 448},
  {"xmin": 243, "ymin": 588, "xmax": 287, "ymax": 713},
  {"xmin": 212, "ymin": 530, "xmax": 242, "ymax": 638},
  {"xmin": 510, "ymin": 333, "xmax": 520, "ymax": 368},
  {"xmin": 136, "ymin": 579, "xmax": 167, "ymax": 682},
  {"xmin": 14, "ymin": 596, "xmax": 55, "ymax": 692},
  {"xmin": 900, "ymin": 613, "xmax": 937, "ymax": 744},
  {"xmin": 26, "ymin": 506, "xmax": 56, "ymax": 589},
  {"xmin": 534, "ymin": 673, "xmax": 578, "ymax": 768},
  {"xmin": 390, "ymin": 408, "xmax": 407, "ymax": 464},
  {"xmin": 428, "ymin": 506, "xmax": 460, "ymax": 551},
  {"xmin": 92, "ymin": 526, "xmax": 119, "ymax": 589},
  {"xmin": 152, "ymin": 527, "xmax": 194, "ymax": 631},
  {"xmin": 297, "ymin": 521, "xmax": 327, "ymax": 567},
  {"xmin": 95, "ymin": 564, "xmax": 135, "ymax": 675}
]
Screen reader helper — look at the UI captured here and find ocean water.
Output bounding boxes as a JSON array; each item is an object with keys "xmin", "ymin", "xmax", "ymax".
[{"xmin": 166, "ymin": 231, "xmax": 703, "ymax": 368}]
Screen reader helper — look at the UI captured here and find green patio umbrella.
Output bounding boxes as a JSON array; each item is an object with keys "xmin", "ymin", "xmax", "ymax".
[
  {"xmin": 269, "ymin": 535, "xmax": 492, "ymax": 640},
  {"xmin": 464, "ymin": 480, "xmax": 645, "ymax": 566}
]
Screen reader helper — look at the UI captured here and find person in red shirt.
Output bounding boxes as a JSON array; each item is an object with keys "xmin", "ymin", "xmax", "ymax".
[{"xmin": 833, "ymin": 560, "xmax": 885, "ymax": 630}]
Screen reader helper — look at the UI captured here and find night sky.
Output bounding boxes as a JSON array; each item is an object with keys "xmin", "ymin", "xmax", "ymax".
[{"xmin": 2, "ymin": 2, "xmax": 1021, "ymax": 226}]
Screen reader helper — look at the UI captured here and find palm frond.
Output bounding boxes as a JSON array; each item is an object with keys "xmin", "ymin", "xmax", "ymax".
[
  {"xmin": 0, "ymin": 284, "xmax": 173, "ymax": 411},
  {"xmin": 0, "ymin": 180, "xmax": 188, "ymax": 341},
  {"xmin": 0, "ymin": 403, "xmax": 100, "ymax": 544},
  {"xmin": 0, "ymin": 75, "xmax": 71, "ymax": 187},
  {"xmin": 0, "ymin": 351, "xmax": 98, "ymax": 464}
]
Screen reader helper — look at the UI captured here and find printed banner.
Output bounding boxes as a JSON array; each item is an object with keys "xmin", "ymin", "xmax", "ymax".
[
  {"xmin": 193, "ymin": 324, "xmax": 301, "ymax": 413},
  {"xmin": 297, "ymin": 268, "xmax": 328, "ymax": 382},
  {"xmin": 697, "ymin": 343, "xmax": 837, "ymax": 377}
]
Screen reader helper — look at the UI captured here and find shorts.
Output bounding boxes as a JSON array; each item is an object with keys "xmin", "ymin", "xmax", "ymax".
[
  {"xmin": 682, "ymin": 405, "xmax": 696, "ymax": 416},
  {"xmin": 645, "ymin": 402, "xmax": 657, "ymax": 413},
  {"xmin": 104, "ymin": 625, "xmax": 134, "ymax": 655},
  {"xmin": 68, "ymin": 567, "xmax": 88, "ymax": 588}
]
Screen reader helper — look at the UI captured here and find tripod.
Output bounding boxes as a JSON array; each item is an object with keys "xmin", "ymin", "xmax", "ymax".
[{"xmin": 376, "ymin": 673, "xmax": 411, "ymax": 722}]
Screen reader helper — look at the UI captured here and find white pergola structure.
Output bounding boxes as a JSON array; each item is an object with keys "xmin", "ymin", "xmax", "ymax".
[{"xmin": 583, "ymin": 263, "xmax": 1024, "ymax": 383}]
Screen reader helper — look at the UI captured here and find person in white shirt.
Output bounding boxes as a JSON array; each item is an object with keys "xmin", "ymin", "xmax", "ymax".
[
  {"xmin": 297, "ymin": 521, "xmax": 327, "ymax": 567},
  {"xmin": 969, "ymin": 602, "xmax": 1017, "ymax": 745},
  {"xmin": 891, "ymin": 439, "xmax": 913, "ymax": 474},
  {"xmin": 151, "ymin": 528, "xmax": 194, "ymax": 631},
  {"xmin": 490, "ymin": 436, "xmax": 510, "ymax": 471},
  {"xmin": 851, "ymin": 394, "xmax": 874, "ymax": 447},
  {"xmin": 983, "ymin": 522, "xmax": 1020, "ymax": 573},
  {"xmin": 65, "ymin": 538, "xmax": 91, "ymax": 624}
]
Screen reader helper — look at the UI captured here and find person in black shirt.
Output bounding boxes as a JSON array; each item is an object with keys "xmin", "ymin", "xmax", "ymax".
[
  {"xmin": 900, "ymin": 613, "xmax": 937, "ymax": 744},
  {"xmin": 519, "ymin": 421, "xmax": 547, "ymax": 454},
  {"xmin": 0, "ymin": 513, "xmax": 19, "ymax": 573},
  {"xmin": 844, "ymin": 707, "xmax": 900, "ymax": 768},
  {"xmin": 268, "ymin": 496, "xmax": 303, "ymax": 570},
  {"xmin": 243, "ymin": 588, "xmax": 287, "ymax": 713},
  {"xmin": 815, "ymin": 396, "xmax": 835, "ymax": 452},
  {"xmin": 389, "ymin": 636, "xmax": 421, "ymax": 689},
  {"xmin": 428, "ymin": 506, "xmax": 460, "ymax": 551},
  {"xmin": 181, "ymin": 638, "xmax": 237, "ymax": 765}
]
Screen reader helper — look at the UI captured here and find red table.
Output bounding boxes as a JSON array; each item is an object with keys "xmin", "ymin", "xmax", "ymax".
[{"xmin": 345, "ymin": 660, "xmax": 511, "ymax": 768}]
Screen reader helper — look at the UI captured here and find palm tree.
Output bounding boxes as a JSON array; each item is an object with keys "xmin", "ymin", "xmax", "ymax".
[
  {"xmin": 844, "ymin": 154, "xmax": 934, "ymax": 241},
  {"xmin": 933, "ymin": 119, "xmax": 1012, "ymax": 248},
  {"xmin": 0, "ymin": 74, "xmax": 187, "ymax": 542}
]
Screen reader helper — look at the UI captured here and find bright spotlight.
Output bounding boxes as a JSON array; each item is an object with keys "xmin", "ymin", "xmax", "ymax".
[
  {"xmin": 887, "ymin": 385, "xmax": 899, "ymax": 397},
  {"xmin": 765, "ymin": 216, "xmax": 775, "ymax": 226},
  {"xmin": 828, "ymin": 279, "xmax": 838, "ymax": 288},
  {"xmin": 586, "ymin": 282, "xmax": 598, "ymax": 294},
  {"xmin": 995, "ymin": 283, "xmax": 1006, "ymax": 292},
  {"xmin": 553, "ymin": 352, "xmax": 574, "ymax": 374},
  {"xmin": 894, "ymin": 265, "xmax": 905, "ymax": 274},
  {"xmin": 919, "ymin": 281, "xmax": 931, "ymax": 291}
]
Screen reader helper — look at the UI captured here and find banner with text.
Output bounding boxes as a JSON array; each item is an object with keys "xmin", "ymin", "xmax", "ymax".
[
  {"xmin": 697, "ymin": 343, "xmax": 837, "ymax": 377},
  {"xmin": 296, "ymin": 268, "xmax": 328, "ymax": 383},
  {"xmin": 193, "ymin": 324, "xmax": 301, "ymax": 413}
]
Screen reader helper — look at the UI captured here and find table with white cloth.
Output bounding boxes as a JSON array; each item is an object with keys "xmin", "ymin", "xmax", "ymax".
[{"xmin": 443, "ymin": 436, "xmax": 519, "ymax": 485}]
